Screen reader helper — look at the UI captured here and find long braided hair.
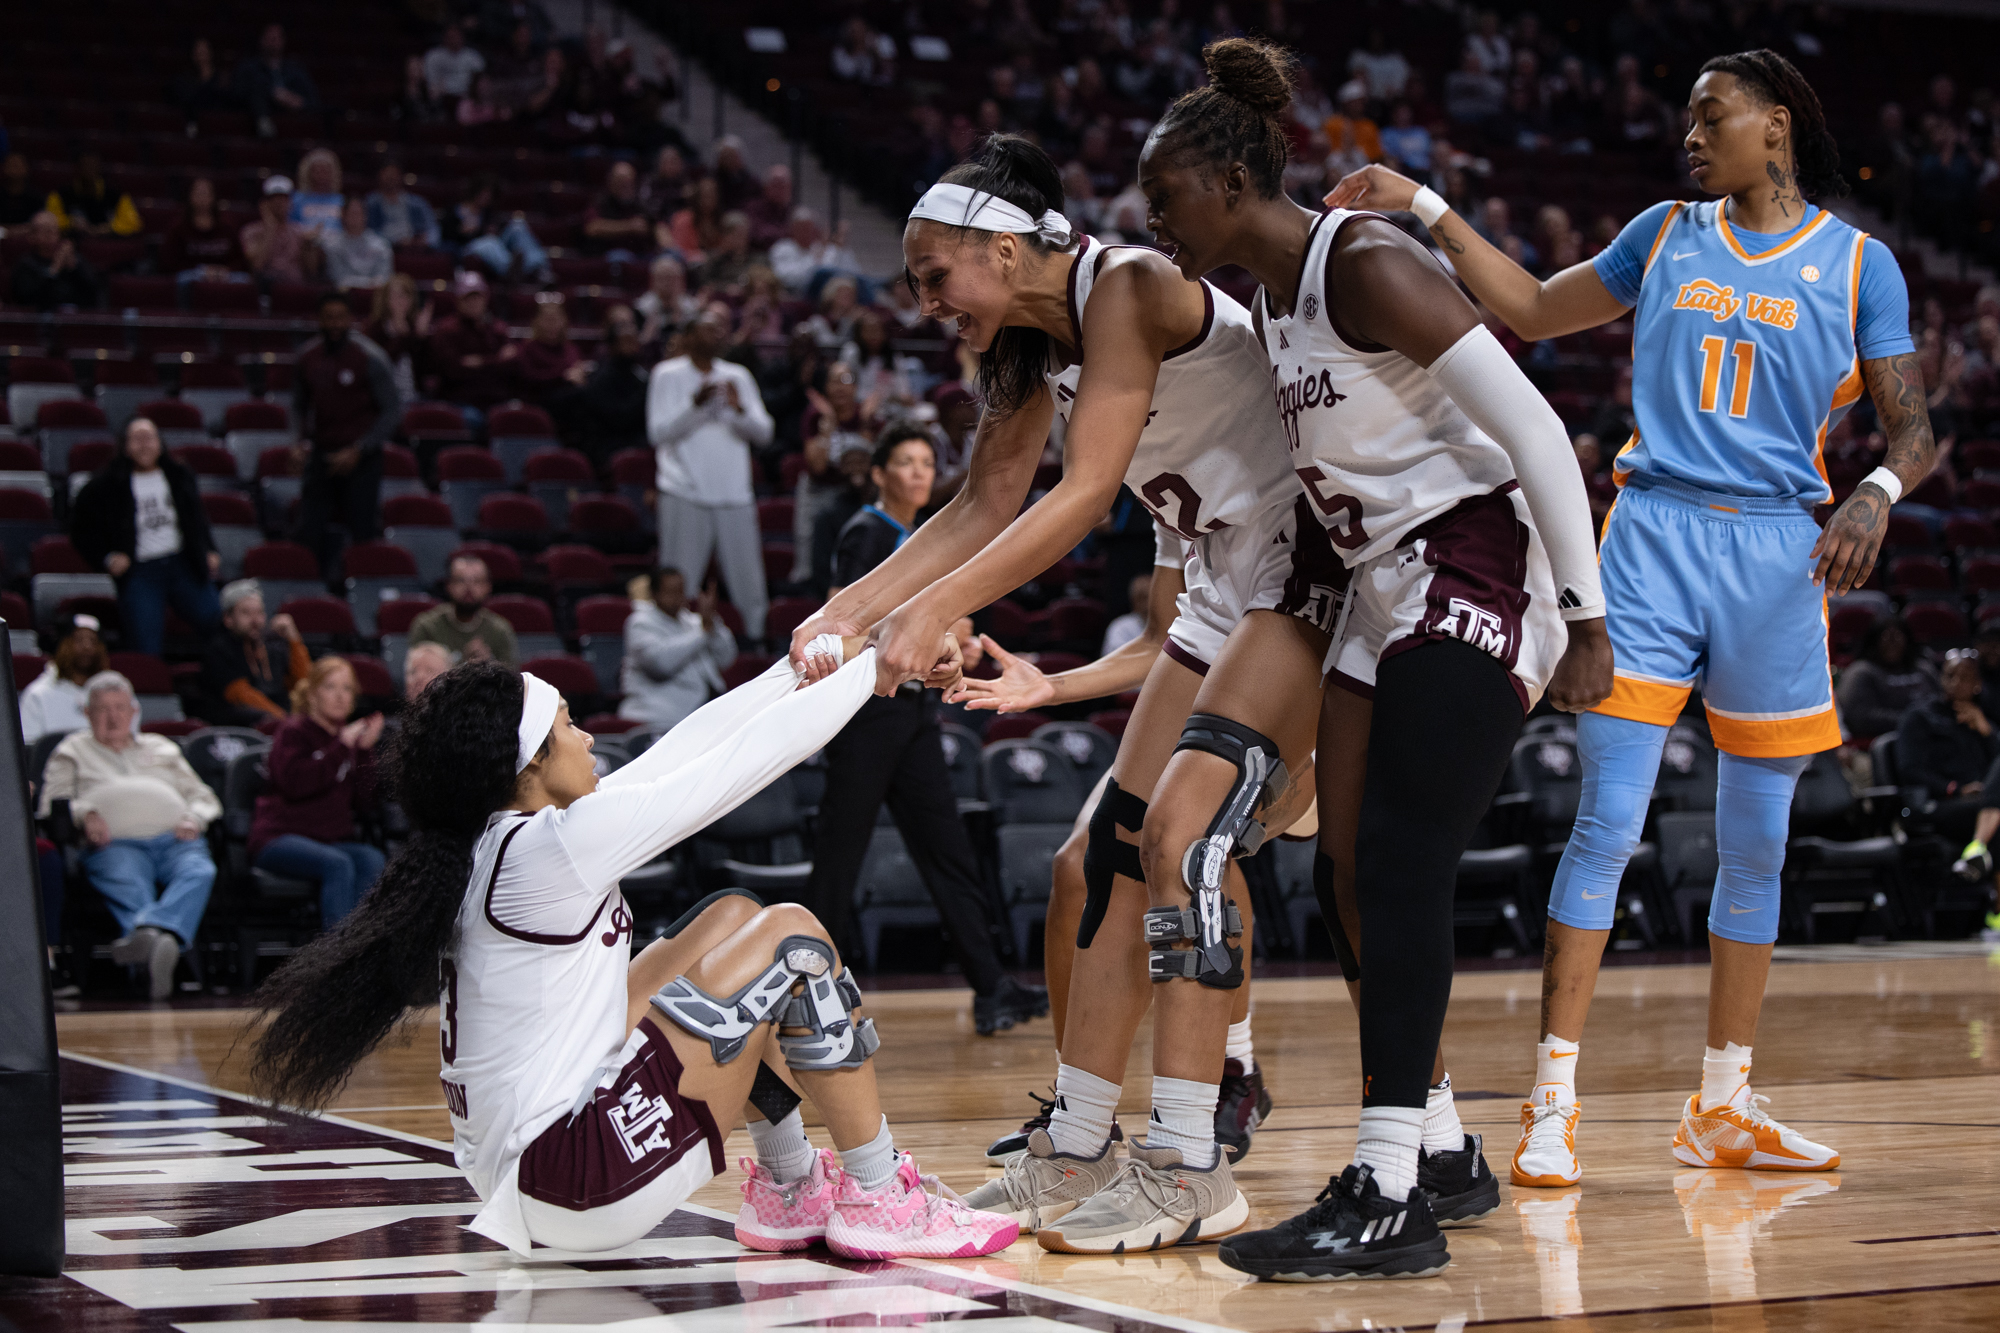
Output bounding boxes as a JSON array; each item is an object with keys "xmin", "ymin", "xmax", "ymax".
[
  {"xmin": 1698, "ymin": 49, "xmax": 1848, "ymax": 201},
  {"xmin": 1150, "ymin": 38, "xmax": 1298, "ymax": 199}
]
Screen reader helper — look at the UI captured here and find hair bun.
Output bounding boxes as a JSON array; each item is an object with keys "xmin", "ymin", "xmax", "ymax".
[{"xmin": 1202, "ymin": 38, "xmax": 1295, "ymax": 117}]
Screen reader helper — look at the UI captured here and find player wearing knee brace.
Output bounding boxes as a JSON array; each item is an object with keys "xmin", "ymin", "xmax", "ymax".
[
  {"xmin": 246, "ymin": 639, "xmax": 1017, "ymax": 1261},
  {"xmin": 1329, "ymin": 52, "xmax": 1933, "ymax": 1184}
]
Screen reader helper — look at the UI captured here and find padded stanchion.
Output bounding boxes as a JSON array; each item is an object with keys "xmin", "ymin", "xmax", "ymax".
[{"xmin": 0, "ymin": 625, "xmax": 64, "ymax": 1275}]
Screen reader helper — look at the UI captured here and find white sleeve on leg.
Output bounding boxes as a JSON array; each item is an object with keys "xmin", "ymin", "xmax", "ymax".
[{"xmin": 1425, "ymin": 325, "xmax": 1605, "ymax": 621}]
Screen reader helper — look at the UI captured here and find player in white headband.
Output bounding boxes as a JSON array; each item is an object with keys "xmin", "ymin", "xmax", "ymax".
[
  {"xmin": 246, "ymin": 639, "xmax": 1019, "ymax": 1261},
  {"xmin": 792, "ymin": 131, "xmax": 1337, "ymax": 1254}
]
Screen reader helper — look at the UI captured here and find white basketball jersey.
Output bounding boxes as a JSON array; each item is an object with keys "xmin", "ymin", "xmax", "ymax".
[
  {"xmin": 1261, "ymin": 209, "xmax": 1520, "ymax": 565},
  {"xmin": 1047, "ymin": 236, "xmax": 1298, "ymax": 541}
]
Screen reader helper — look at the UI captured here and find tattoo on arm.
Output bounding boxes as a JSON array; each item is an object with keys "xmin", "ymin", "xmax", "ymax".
[
  {"xmin": 1864, "ymin": 351, "xmax": 1938, "ymax": 489},
  {"xmin": 1429, "ymin": 222, "xmax": 1465, "ymax": 255}
]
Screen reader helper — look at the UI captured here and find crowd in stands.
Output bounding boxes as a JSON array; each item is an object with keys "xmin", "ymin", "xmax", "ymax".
[{"xmin": 4, "ymin": 1, "xmax": 1998, "ymax": 996}]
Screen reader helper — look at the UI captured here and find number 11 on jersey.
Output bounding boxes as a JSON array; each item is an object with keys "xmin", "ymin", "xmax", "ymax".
[{"xmin": 1697, "ymin": 336, "xmax": 1757, "ymax": 419}]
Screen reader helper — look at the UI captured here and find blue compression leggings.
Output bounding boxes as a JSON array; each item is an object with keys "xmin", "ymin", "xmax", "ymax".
[{"xmin": 1546, "ymin": 712, "xmax": 1808, "ymax": 945}]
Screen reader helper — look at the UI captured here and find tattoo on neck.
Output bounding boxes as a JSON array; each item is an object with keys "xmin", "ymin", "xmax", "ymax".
[
  {"xmin": 1430, "ymin": 222, "xmax": 1465, "ymax": 255},
  {"xmin": 1765, "ymin": 159, "xmax": 1800, "ymax": 219}
]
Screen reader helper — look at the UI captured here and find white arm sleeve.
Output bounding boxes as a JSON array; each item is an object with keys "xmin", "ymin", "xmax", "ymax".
[
  {"xmin": 555, "ymin": 650, "xmax": 876, "ymax": 888},
  {"xmin": 1426, "ymin": 325, "xmax": 1605, "ymax": 621}
]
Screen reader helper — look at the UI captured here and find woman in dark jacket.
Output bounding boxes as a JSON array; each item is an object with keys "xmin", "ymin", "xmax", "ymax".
[
  {"xmin": 249, "ymin": 656, "xmax": 384, "ymax": 928},
  {"xmin": 1837, "ymin": 618, "xmax": 1939, "ymax": 742},
  {"xmin": 70, "ymin": 416, "xmax": 221, "ymax": 656}
]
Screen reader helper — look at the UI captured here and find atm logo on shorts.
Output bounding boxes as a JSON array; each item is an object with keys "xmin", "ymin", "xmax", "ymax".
[
  {"xmin": 1443, "ymin": 597, "xmax": 1511, "ymax": 656},
  {"xmin": 608, "ymin": 1082, "xmax": 677, "ymax": 1163}
]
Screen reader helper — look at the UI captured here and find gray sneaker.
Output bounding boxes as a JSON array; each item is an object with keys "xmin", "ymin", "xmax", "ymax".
[
  {"xmin": 963, "ymin": 1128, "xmax": 1122, "ymax": 1232},
  {"xmin": 1036, "ymin": 1141, "xmax": 1250, "ymax": 1254}
]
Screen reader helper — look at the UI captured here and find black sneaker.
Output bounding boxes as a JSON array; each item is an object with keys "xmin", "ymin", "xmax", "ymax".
[
  {"xmin": 1218, "ymin": 1164, "xmax": 1449, "ymax": 1281},
  {"xmin": 985, "ymin": 1087, "xmax": 1126, "ymax": 1163},
  {"xmin": 973, "ymin": 976, "xmax": 1050, "ymax": 1036},
  {"xmin": 1215, "ymin": 1058, "xmax": 1274, "ymax": 1164},
  {"xmin": 1418, "ymin": 1132, "xmax": 1500, "ymax": 1225}
]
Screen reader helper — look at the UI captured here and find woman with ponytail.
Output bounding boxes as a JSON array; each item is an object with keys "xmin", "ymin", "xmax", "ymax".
[
  {"xmin": 789, "ymin": 128, "xmax": 1338, "ymax": 1255},
  {"xmin": 1129, "ymin": 35, "xmax": 1615, "ymax": 1280},
  {"xmin": 247, "ymin": 640, "xmax": 1019, "ymax": 1261},
  {"xmin": 1315, "ymin": 46, "xmax": 1932, "ymax": 1256}
]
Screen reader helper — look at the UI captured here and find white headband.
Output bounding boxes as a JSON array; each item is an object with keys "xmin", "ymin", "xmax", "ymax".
[
  {"xmin": 908, "ymin": 182, "xmax": 1074, "ymax": 248},
  {"xmin": 516, "ymin": 672, "xmax": 561, "ymax": 772}
]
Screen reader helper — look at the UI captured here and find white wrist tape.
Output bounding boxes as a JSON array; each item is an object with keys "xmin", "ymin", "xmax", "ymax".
[
  {"xmin": 1861, "ymin": 467, "xmax": 1903, "ymax": 504},
  {"xmin": 1426, "ymin": 326, "xmax": 1605, "ymax": 622},
  {"xmin": 1410, "ymin": 186, "xmax": 1450, "ymax": 229}
]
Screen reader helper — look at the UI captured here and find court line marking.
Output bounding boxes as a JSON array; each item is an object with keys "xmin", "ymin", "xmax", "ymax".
[
  {"xmin": 1458, "ymin": 1277, "xmax": 2000, "ymax": 1327},
  {"xmin": 59, "ymin": 1052, "xmax": 1248, "ymax": 1333},
  {"xmin": 1855, "ymin": 1228, "xmax": 2000, "ymax": 1244}
]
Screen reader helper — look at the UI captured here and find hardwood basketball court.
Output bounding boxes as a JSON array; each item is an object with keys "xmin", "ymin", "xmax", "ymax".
[{"xmin": 11, "ymin": 943, "xmax": 1999, "ymax": 1332}]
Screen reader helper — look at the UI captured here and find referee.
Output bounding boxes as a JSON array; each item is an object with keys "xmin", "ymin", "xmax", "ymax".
[{"xmin": 806, "ymin": 422, "xmax": 1048, "ymax": 1035}]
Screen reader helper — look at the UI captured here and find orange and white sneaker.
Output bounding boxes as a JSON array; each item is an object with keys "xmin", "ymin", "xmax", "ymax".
[
  {"xmin": 1671, "ymin": 1086, "xmax": 1839, "ymax": 1171},
  {"xmin": 1510, "ymin": 1099, "xmax": 1583, "ymax": 1187}
]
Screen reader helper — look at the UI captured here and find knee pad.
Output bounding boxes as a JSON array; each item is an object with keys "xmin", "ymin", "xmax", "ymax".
[
  {"xmin": 1315, "ymin": 850, "xmax": 1360, "ymax": 983},
  {"xmin": 1145, "ymin": 897, "xmax": 1244, "ymax": 987},
  {"xmin": 1708, "ymin": 752, "xmax": 1809, "ymax": 945},
  {"xmin": 748, "ymin": 1062, "xmax": 803, "ymax": 1123},
  {"xmin": 651, "ymin": 935, "xmax": 880, "ymax": 1071},
  {"xmin": 1079, "ymin": 779, "xmax": 1146, "ymax": 949},
  {"xmin": 1173, "ymin": 714, "xmax": 1290, "ymax": 858}
]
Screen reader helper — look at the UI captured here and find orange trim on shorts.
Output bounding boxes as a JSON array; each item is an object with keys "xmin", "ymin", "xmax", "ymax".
[
  {"xmin": 1591, "ymin": 674, "xmax": 1692, "ymax": 727},
  {"xmin": 1704, "ymin": 705, "xmax": 1842, "ymax": 758}
]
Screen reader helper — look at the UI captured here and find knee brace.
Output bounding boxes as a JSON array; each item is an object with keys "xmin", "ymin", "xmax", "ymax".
[
  {"xmin": 1314, "ymin": 850, "xmax": 1361, "ymax": 982},
  {"xmin": 1708, "ymin": 752, "xmax": 1809, "ymax": 946},
  {"xmin": 651, "ymin": 935, "xmax": 881, "ymax": 1072},
  {"xmin": 1079, "ymin": 779, "xmax": 1147, "ymax": 949},
  {"xmin": 1149, "ymin": 714, "xmax": 1285, "ymax": 989}
]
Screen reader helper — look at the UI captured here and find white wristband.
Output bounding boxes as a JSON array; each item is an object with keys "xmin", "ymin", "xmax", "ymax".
[
  {"xmin": 1860, "ymin": 467, "xmax": 1903, "ymax": 504},
  {"xmin": 1410, "ymin": 186, "xmax": 1450, "ymax": 229}
]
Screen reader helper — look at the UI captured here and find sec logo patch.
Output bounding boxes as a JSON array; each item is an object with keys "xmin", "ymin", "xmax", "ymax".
[
  {"xmin": 1302, "ymin": 293, "xmax": 1317, "ymax": 320},
  {"xmin": 1799, "ymin": 264, "xmax": 1820, "ymax": 283}
]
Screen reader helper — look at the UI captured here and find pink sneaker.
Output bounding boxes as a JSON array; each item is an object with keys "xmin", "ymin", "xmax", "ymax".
[
  {"xmin": 734, "ymin": 1149, "xmax": 838, "ymax": 1251},
  {"xmin": 825, "ymin": 1153, "xmax": 1021, "ymax": 1259}
]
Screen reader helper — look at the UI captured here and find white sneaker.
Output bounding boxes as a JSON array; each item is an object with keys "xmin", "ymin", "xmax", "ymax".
[
  {"xmin": 1672, "ymin": 1087, "xmax": 1839, "ymax": 1171},
  {"xmin": 1510, "ymin": 1098, "xmax": 1582, "ymax": 1187}
]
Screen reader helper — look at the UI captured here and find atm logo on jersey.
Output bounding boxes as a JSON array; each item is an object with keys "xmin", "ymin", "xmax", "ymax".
[
  {"xmin": 1673, "ymin": 280, "xmax": 1799, "ymax": 330},
  {"xmin": 1272, "ymin": 365, "xmax": 1347, "ymax": 451}
]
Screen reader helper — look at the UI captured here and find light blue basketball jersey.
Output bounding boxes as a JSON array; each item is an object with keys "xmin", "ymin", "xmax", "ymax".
[{"xmin": 1610, "ymin": 201, "xmax": 1877, "ymax": 502}]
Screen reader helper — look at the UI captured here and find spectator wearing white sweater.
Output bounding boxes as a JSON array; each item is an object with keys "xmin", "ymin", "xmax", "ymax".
[
  {"xmin": 768, "ymin": 207, "xmax": 859, "ymax": 294},
  {"xmin": 19, "ymin": 613, "xmax": 109, "ymax": 744},
  {"xmin": 423, "ymin": 23, "xmax": 485, "ymax": 100},
  {"xmin": 646, "ymin": 303, "xmax": 775, "ymax": 639},
  {"xmin": 618, "ymin": 567, "xmax": 737, "ymax": 731}
]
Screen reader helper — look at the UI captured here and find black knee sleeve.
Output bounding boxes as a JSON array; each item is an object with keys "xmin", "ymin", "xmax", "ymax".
[
  {"xmin": 660, "ymin": 887, "xmax": 765, "ymax": 939},
  {"xmin": 748, "ymin": 1061, "xmax": 802, "ymax": 1123},
  {"xmin": 1315, "ymin": 850, "xmax": 1360, "ymax": 983},
  {"xmin": 1078, "ymin": 778, "xmax": 1146, "ymax": 949}
]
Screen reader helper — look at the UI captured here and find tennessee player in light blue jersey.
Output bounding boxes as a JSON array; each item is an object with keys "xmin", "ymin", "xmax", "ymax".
[{"xmin": 1328, "ymin": 49, "xmax": 1936, "ymax": 1185}]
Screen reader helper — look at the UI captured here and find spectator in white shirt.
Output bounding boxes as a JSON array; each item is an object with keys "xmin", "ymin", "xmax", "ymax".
[
  {"xmin": 19, "ymin": 613, "xmax": 109, "ymax": 744},
  {"xmin": 323, "ymin": 197, "xmax": 394, "ymax": 288},
  {"xmin": 1348, "ymin": 29, "xmax": 1410, "ymax": 101},
  {"xmin": 768, "ymin": 207, "xmax": 859, "ymax": 294},
  {"xmin": 646, "ymin": 303, "xmax": 775, "ymax": 640},
  {"xmin": 634, "ymin": 254, "xmax": 701, "ymax": 350},
  {"xmin": 1101, "ymin": 572, "xmax": 1152, "ymax": 655},
  {"xmin": 38, "ymin": 672, "xmax": 220, "ymax": 999},
  {"xmin": 618, "ymin": 566, "xmax": 738, "ymax": 731},
  {"xmin": 424, "ymin": 23, "xmax": 486, "ymax": 101}
]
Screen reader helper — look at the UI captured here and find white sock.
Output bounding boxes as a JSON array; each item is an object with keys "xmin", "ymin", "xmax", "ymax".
[
  {"xmin": 1699, "ymin": 1042, "xmax": 1752, "ymax": 1112},
  {"xmin": 1047, "ymin": 1063, "xmax": 1120, "ymax": 1158},
  {"xmin": 1146, "ymin": 1075, "xmax": 1220, "ymax": 1169},
  {"xmin": 1422, "ymin": 1073, "xmax": 1464, "ymax": 1154},
  {"xmin": 1353, "ymin": 1105, "xmax": 1425, "ymax": 1199},
  {"xmin": 1224, "ymin": 1018, "xmax": 1255, "ymax": 1073},
  {"xmin": 1533, "ymin": 1035, "xmax": 1580, "ymax": 1106},
  {"xmin": 747, "ymin": 1108, "xmax": 817, "ymax": 1184},
  {"xmin": 838, "ymin": 1116, "xmax": 899, "ymax": 1192}
]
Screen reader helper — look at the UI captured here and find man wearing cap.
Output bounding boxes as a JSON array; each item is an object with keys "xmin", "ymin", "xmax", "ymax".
[
  {"xmin": 201, "ymin": 580, "xmax": 309, "ymax": 726},
  {"xmin": 39, "ymin": 672, "xmax": 221, "ymax": 1000},
  {"xmin": 294, "ymin": 290, "xmax": 400, "ymax": 565},
  {"xmin": 646, "ymin": 301, "xmax": 774, "ymax": 641},
  {"xmin": 429, "ymin": 270, "xmax": 514, "ymax": 412},
  {"xmin": 241, "ymin": 175, "xmax": 320, "ymax": 283},
  {"xmin": 20, "ymin": 613, "xmax": 110, "ymax": 743}
]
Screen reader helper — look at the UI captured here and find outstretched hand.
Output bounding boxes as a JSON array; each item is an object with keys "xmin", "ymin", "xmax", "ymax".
[
  {"xmin": 947, "ymin": 635, "xmax": 1055, "ymax": 712},
  {"xmin": 1323, "ymin": 163, "xmax": 1424, "ymax": 214}
]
